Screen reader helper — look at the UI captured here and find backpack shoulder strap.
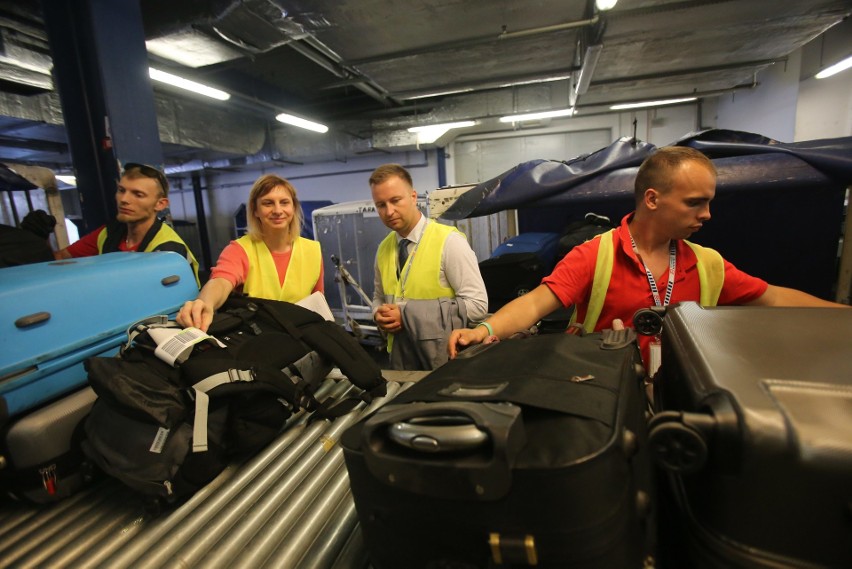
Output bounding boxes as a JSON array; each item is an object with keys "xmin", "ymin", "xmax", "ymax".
[{"xmin": 300, "ymin": 320, "xmax": 385, "ymax": 393}]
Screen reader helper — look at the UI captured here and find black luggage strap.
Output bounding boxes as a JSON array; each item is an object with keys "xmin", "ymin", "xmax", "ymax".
[{"xmin": 423, "ymin": 376, "xmax": 617, "ymax": 426}]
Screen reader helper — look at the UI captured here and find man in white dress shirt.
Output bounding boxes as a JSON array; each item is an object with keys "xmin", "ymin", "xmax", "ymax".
[{"xmin": 370, "ymin": 164, "xmax": 488, "ymax": 370}]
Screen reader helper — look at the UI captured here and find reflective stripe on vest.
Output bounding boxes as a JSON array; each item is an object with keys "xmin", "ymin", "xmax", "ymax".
[
  {"xmin": 237, "ymin": 235, "xmax": 321, "ymax": 302},
  {"xmin": 571, "ymin": 229, "xmax": 724, "ymax": 333},
  {"xmin": 377, "ymin": 221, "xmax": 458, "ymax": 352}
]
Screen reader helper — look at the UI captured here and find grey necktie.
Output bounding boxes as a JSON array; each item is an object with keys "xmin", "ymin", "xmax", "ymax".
[{"xmin": 397, "ymin": 238, "xmax": 410, "ymax": 277}]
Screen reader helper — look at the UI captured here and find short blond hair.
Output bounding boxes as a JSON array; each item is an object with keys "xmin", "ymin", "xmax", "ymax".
[
  {"xmin": 634, "ymin": 147, "xmax": 716, "ymax": 202},
  {"xmin": 123, "ymin": 163, "xmax": 169, "ymax": 198},
  {"xmin": 369, "ymin": 163, "xmax": 413, "ymax": 188},
  {"xmin": 245, "ymin": 174, "xmax": 303, "ymax": 243}
]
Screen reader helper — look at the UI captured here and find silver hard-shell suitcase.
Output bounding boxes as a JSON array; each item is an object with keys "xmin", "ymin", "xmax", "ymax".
[{"xmin": 2, "ymin": 386, "xmax": 97, "ymax": 502}]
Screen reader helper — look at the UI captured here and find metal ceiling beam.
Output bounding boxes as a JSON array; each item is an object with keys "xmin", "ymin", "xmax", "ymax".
[
  {"xmin": 589, "ymin": 58, "xmax": 786, "ymax": 86},
  {"xmin": 0, "ymin": 134, "xmax": 67, "ymax": 153}
]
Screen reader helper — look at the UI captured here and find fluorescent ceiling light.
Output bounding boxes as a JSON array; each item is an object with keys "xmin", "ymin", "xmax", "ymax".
[
  {"xmin": 610, "ymin": 97, "xmax": 697, "ymax": 110},
  {"xmin": 276, "ymin": 113, "xmax": 329, "ymax": 133},
  {"xmin": 499, "ymin": 108, "xmax": 574, "ymax": 123},
  {"xmin": 407, "ymin": 121, "xmax": 476, "ymax": 133},
  {"xmin": 407, "ymin": 120, "xmax": 476, "ymax": 144},
  {"xmin": 595, "ymin": 0, "xmax": 618, "ymax": 10},
  {"xmin": 146, "ymin": 32, "xmax": 244, "ymax": 68},
  {"xmin": 815, "ymin": 55, "xmax": 852, "ymax": 79},
  {"xmin": 406, "ymin": 88, "xmax": 475, "ymax": 100},
  {"xmin": 500, "ymin": 75, "xmax": 571, "ymax": 88},
  {"xmin": 56, "ymin": 175, "xmax": 77, "ymax": 186},
  {"xmin": 149, "ymin": 68, "xmax": 230, "ymax": 101}
]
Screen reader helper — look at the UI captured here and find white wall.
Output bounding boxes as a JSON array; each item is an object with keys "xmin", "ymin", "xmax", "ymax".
[
  {"xmin": 795, "ymin": 70, "xmax": 852, "ymax": 141},
  {"xmin": 714, "ymin": 51, "xmax": 802, "ymax": 142},
  {"xmin": 168, "ymin": 150, "xmax": 442, "ymax": 260}
]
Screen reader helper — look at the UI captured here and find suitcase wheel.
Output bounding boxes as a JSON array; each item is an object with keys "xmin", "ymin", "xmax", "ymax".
[{"xmin": 648, "ymin": 420, "xmax": 708, "ymax": 474}]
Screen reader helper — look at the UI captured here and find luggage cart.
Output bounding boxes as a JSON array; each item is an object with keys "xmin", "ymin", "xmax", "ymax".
[{"xmin": 330, "ymin": 254, "xmax": 384, "ymax": 349}]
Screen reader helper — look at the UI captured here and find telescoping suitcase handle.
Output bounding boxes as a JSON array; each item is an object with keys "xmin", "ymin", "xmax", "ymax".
[{"xmin": 360, "ymin": 401, "xmax": 526, "ymax": 501}]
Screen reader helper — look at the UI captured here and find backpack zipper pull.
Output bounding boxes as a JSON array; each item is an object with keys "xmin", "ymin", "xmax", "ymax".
[{"xmin": 163, "ymin": 480, "xmax": 173, "ymax": 496}]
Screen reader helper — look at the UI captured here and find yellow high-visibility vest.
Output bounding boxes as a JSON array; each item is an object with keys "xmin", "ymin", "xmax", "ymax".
[
  {"xmin": 376, "ymin": 221, "xmax": 458, "ymax": 351},
  {"xmin": 236, "ymin": 235, "xmax": 322, "ymax": 302},
  {"xmin": 97, "ymin": 221, "xmax": 200, "ymax": 287}
]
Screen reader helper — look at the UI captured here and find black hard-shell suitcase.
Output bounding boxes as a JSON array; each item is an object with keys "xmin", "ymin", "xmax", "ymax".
[
  {"xmin": 342, "ymin": 333, "xmax": 653, "ymax": 568},
  {"xmin": 650, "ymin": 302, "xmax": 852, "ymax": 568}
]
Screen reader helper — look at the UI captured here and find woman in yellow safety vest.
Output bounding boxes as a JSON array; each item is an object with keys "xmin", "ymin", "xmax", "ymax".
[{"xmin": 177, "ymin": 174, "xmax": 323, "ymax": 332}]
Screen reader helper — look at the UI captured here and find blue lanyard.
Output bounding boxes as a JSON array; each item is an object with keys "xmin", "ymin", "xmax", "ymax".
[{"xmin": 629, "ymin": 233, "xmax": 676, "ymax": 307}]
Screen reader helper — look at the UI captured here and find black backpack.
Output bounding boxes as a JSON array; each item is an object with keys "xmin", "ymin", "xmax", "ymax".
[
  {"xmin": 0, "ymin": 223, "xmax": 55, "ymax": 268},
  {"xmin": 82, "ymin": 296, "xmax": 386, "ymax": 502},
  {"xmin": 555, "ymin": 213, "xmax": 615, "ymax": 261}
]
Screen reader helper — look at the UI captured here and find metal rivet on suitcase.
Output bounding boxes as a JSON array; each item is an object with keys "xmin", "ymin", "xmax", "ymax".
[{"xmin": 622, "ymin": 428, "xmax": 638, "ymax": 457}]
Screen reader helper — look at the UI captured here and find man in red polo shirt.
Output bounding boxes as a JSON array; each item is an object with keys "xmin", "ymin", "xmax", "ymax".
[{"xmin": 448, "ymin": 146, "xmax": 848, "ymax": 369}]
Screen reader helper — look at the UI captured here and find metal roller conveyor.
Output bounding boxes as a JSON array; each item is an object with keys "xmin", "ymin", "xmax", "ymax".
[{"xmin": 0, "ymin": 375, "xmax": 412, "ymax": 569}]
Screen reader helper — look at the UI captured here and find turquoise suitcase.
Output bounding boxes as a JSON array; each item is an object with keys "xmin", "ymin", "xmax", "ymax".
[{"xmin": 0, "ymin": 252, "xmax": 198, "ymax": 424}]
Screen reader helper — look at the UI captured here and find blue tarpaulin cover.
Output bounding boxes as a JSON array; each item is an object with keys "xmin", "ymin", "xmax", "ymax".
[
  {"xmin": 441, "ymin": 129, "xmax": 852, "ymax": 300},
  {"xmin": 441, "ymin": 129, "xmax": 852, "ymax": 219}
]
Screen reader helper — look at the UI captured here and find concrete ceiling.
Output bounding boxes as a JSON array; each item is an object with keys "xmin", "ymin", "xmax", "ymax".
[{"xmin": 0, "ymin": 0, "xmax": 849, "ymax": 172}]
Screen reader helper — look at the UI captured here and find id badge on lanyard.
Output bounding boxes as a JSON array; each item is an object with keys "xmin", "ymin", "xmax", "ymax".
[{"xmin": 630, "ymin": 234, "xmax": 676, "ymax": 379}]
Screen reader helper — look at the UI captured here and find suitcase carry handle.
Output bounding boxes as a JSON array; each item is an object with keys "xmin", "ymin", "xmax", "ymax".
[
  {"xmin": 161, "ymin": 274, "xmax": 182, "ymax": 286},
  {"xmin": 388, "ymin": 415, "xmax": 489, "ymax": 452},
  {"xmin": 360, "ymin": 401, "xmax": 526, "ymax": 500},
  {"xmin": 15, "ymin": 312, "xmax": 51, "ymax": 328}
]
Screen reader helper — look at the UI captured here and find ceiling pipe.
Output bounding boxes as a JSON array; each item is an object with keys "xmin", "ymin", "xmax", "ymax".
[
  {"xmin": 345, "ymin": 16, "xmax": 599, "ymax": 66},
  {"xmin": 393, "ymin": 67, "xmax": 578, "ymax": 101},
  {"xmin": 498, "ymin": 16, "xmax": 599, "ymax": 40},
  {"xmin": 286, "ymin": 38, "xmax": 397, "ymax": 107}
]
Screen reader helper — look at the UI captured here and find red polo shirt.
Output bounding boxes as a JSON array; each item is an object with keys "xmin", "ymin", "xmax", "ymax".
[
  {"xmin": 543, "ymin": 214, "xmax": 768, "ymax": 360},
  {"xmin": 65, "ymin": 226, "xmax": 137, "ymax": 257}
]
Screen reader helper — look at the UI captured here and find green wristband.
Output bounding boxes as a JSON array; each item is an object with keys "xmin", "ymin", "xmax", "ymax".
[{"xmin": 477, "ymin": 321, "xmax": 494, "ymax": 337}]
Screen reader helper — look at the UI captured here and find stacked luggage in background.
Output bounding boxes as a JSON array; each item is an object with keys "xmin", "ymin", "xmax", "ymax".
[
  {"xmin": 478, "ymin": 232, "xmax": 561, "ymax": 312},
  {"xmin": 0, "ymin": 252, "xmax": 199, "ymax": 502},
  {"xmin": 651, "ymin": 302, "xmax": 852, "ymax": 568},
  {"xmin": 478, "ymin": 213, "xmax": 614, "ymax": 333},
  {"xmin": 342, "ymin": 332, "xmax": 654, "ymax": 568}
]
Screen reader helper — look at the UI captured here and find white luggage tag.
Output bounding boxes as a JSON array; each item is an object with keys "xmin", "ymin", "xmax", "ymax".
[{"xmin": 147, "ymin": 326, "xmax": 226, "ymax": 367}]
